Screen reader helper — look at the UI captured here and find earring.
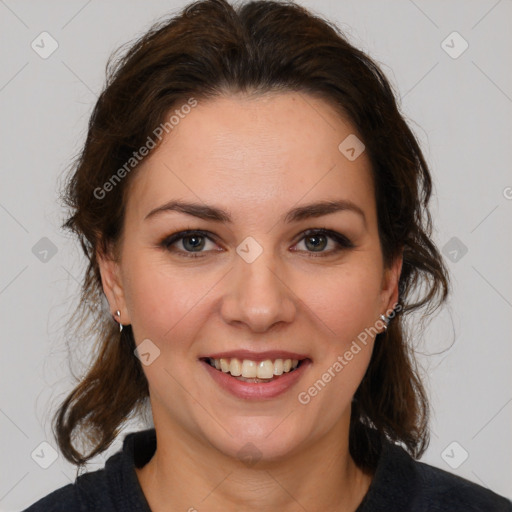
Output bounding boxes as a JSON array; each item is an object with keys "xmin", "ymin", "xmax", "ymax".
[
  {"xmin": 380, "ymin": 314, "xmax": 389, "ymax": 331},
  {"xmin": 116, "ymin": 310, "xmax": 123, "ymax": 332}
]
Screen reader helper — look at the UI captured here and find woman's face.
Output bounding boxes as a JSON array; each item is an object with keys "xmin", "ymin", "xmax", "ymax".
[{"xmin": 100, "ymin": 92, "xmax": 401, "ymax": 462}]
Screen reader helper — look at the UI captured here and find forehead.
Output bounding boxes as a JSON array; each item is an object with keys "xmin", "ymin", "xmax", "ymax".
[{"xmin": 125, "ymin": 92, "xmax": 375, "ymax": 226}]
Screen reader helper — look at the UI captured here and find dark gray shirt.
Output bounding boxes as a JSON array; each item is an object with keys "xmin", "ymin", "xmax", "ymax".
[{"xmin": 23, "ymin": 428, "xmax": 512, "ymax": 511}]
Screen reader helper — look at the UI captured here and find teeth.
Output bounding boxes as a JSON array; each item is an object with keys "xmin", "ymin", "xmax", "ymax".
[
  {"xmin": 229, "ymin": 358, "xmax": 242, "ymax": 376},
  {"xmin": 257, "ymin": 360, "xmax": 274, "ymax": 379},
  {"xmin": 241, "ymin": 359, "xmax": 257, "ymax": 378},
  {"xmin": 274, "ymin": 359, "xmax": 284, "ymax": 375},
  {"xmin": 210, "ymin": 357, "xmax": 301, "ymax": 378}
]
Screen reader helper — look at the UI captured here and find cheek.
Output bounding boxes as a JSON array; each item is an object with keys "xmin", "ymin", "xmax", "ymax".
[
  {"xmin": 122, "ymin": 256, "xmax": 207, "ymax": 343},
  {"xmin": 298, "ymin": 263, "xmax": 383, "ymax": 341},
  {"xmin": 296, "ymin": 268, "xmax": 380, "ymax": 427}
]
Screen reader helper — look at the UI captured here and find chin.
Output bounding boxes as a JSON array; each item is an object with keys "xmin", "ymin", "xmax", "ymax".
[{"xmin": 202, "ymin": 416, "xmax": 311, "ymax": 465}]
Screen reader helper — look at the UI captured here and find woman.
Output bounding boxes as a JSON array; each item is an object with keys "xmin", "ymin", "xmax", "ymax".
[{"xmin": 23, "ymin": 0, "xmax": 511, "ymax": 510}]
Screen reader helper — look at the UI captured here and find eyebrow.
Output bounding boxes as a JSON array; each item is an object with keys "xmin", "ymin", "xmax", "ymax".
[{"xmin": 144, "ymin": 199, "xmax": 366, "ymax": 226}]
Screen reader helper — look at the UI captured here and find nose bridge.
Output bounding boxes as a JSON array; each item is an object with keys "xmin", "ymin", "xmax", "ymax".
[{"xmin": 220, "ymin": 240, "xmax": 296, "ymax": 331}]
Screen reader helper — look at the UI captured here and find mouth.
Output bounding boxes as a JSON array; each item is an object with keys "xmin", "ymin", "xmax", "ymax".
[{"xmin": 201, "ymin": 356, "xmax": 307, "ymax": 383}]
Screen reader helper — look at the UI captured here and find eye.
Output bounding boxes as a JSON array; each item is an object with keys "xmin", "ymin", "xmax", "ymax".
[
  {"xmin": 160, "ymin": 228, "xmax": 354, "ymax": 259},
  {"xmin": 160, "ymin": 230, "xmax": 220, "ymax": 258},
  {"xmin": 293, "ymin": 228, "xmax": 354, "ymax": 256}
]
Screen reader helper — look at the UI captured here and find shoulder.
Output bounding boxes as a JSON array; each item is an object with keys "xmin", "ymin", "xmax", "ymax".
[
  {"xmin": 20, "ymin": 466, "xmax": 112, "ymax": 512},
  {"xmin": 23, "ymin": 428, "xmax": 156, "ymax": 512},
  {"xmin": 411, "ymin": 456, "xmax": 512, "ymax": 511},
  {"xmin": 360, "ymin": 438, "xmax": 512, "ymax": 511},
  {"xmin": 21, "ymin": 428, "xmax": 155, "ymax": 512}
]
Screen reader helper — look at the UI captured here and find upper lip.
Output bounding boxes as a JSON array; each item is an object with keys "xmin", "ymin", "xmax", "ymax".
[{"xmin": 200, "ymin": 350, "xmax": 310, "ymax": 362}]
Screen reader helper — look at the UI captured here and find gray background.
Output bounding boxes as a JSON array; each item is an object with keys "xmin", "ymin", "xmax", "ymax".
[{"xmin": 1, "ymin": 0, "xmax": 511, "ymax": 509}]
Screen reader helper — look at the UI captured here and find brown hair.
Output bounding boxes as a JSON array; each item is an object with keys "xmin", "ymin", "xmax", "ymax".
[{"xmin": 55, "ymin": 0, "xmax": 449, "ymax": 470}]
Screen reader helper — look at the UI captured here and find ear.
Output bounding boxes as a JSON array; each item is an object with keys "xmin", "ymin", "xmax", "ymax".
[
  {"xmin": 380, "ymin": 251, "xmax": 403, "ymax": 316},
  {"xmin": 97, "ymin": 248, "xmax": 131, "ymax": 326}
]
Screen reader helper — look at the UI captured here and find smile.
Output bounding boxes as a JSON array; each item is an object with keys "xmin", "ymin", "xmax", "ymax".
[
  {"xmin": 206, "ymin": 357, "xmax": 301, "ymax": 381},
  {"xmin": 199, "ymin": 352, "xmax": 311, "ymax": 400}
]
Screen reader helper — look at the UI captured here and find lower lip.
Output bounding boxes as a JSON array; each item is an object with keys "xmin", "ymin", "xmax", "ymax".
[{"xmin": 200, "ymin": 359, "xmax": 311, "ymax": 400}]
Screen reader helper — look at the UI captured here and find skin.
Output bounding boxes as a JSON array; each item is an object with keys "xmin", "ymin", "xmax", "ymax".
[{"xmin": 99, "ymin": 92, "xmax": 402, "ymax": 512}]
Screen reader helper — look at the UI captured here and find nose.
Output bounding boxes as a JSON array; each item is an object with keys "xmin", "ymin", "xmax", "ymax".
[{"xmin": 220, "ymin": 248, "xmax": 297, "ymax": 333}]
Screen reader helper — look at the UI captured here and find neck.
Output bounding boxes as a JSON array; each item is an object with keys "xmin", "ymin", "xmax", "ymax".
[{"xmin": 135, "ymin": 418, "xmax": 373, "ymax": 512}]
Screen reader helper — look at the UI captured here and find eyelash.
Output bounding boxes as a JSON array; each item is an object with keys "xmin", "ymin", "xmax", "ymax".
[{"xmin": 159, "ymin": 228, "xmax": 354, "ymax": 259}]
